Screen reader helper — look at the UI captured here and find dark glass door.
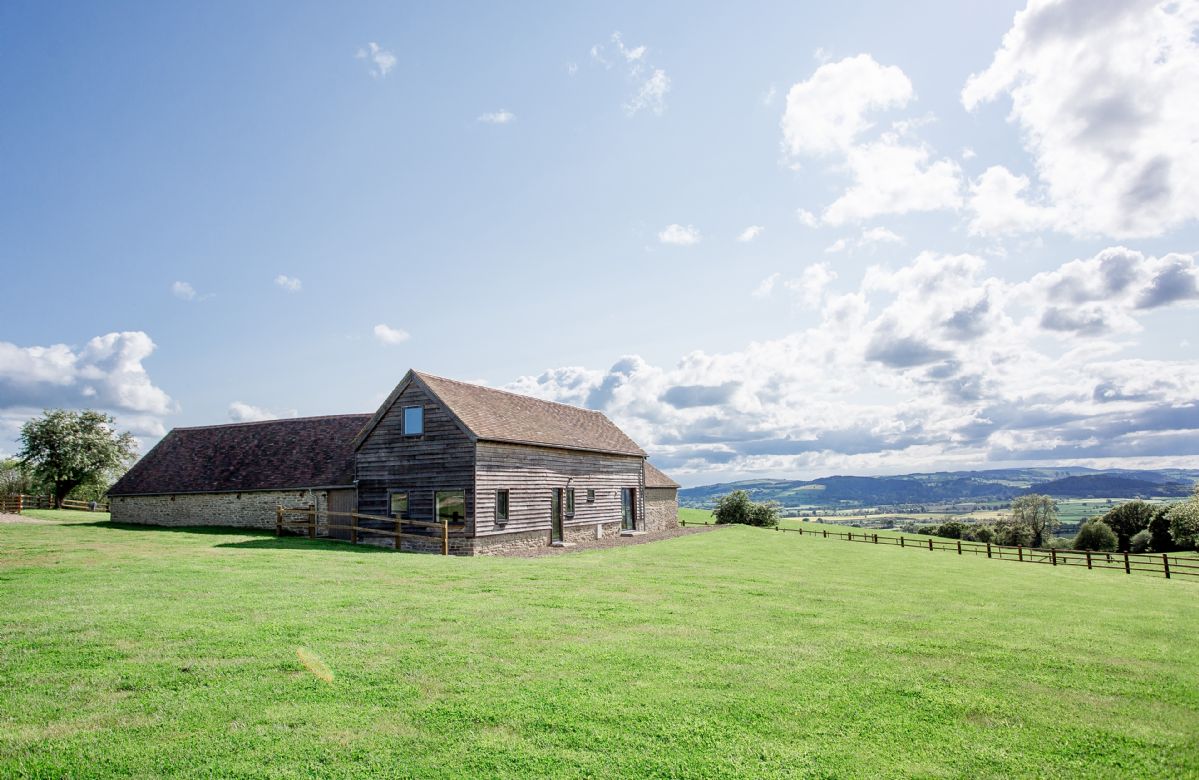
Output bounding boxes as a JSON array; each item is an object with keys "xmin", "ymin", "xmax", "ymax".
[
  {"xmin": 551, "ymin": 488, "xmax": 564, "ymax": 542},
  {"xmin": 621, "ymin": 488, "xmax": 636, "ymax": 530}
]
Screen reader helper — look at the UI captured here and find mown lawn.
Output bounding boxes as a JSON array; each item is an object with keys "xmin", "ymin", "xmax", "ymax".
[{"xmin": 1, "ymin": 517, "xmax": 1196, "ymax": 778}]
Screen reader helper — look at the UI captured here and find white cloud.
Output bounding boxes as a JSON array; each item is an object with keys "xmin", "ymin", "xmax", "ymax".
[
  {"xmin": 658, "ymin": 224, "xmax": 701, "ymax": 246},
  {"xmin": 356, "ymin": 42, "xmax": 396, "ymax": 78},
  {"xmin": 171, "ymin": 281, "xmax": 197, "ymax": 301},
  {"xmin": 592, "ymin": 32, "xmax": 671, "ymax": 115},
  {"xmin": 0, "ymin": 331, "xmax": 176, "ymax": 454},
  {"xmin": 860, "ymin": 226, "xmax": 904, "ymax": 246},
  {"xmin": 961, "ymin": 147, "xmax": 976, "ymax": 160},
  {"xmin": 962, "ymin": 0, "xmax": 1199, "ymax": 238},
  {"xmin": 274, "ymin": 274, "xmax": 302, "ymax": 293},
  {"xmin": 737, "ymin": 225, "xmax": 764, "ymax": 242},
  {"xmin": 966, "ymin": 165, "xmax": 1056, "ymax": 236},
  {"xmin": 752, "ymin": 273, "xmax": 780, "ymax": 298},
  {"xmin": 796, "ymin": 209, "xmax": 819, "ymax": 228},
  {"xmin": 825, "ymin": 238, "xmax": 848, "ymax": 254},
  {"xmin": 782, "ymin": 54, "xmax": 912, "ymax": 157},
  {"xmin": 477, "ymin": 110, "xmax": 515, "ymax": 124},
  {"xmin": 782, "ymin": 55, "xmax": 962, "ymax": 224},
  {"xmin": 228, "ymin": 402, "xmax": 296, "ymax": 423},
  {"xmin": 506, "ymin": 246, "xmax": 1199, "ymax": 482},
  {"xmin": 762, "ymin": 85, "xmax": 777, "ymax": 106},
  {"xmin": 785, "ymin": 262, "xmax": 838, "ymax": 306},
  {"xmin": 373, "ymin": 323, "xmax": 411, "ymax": 345}
]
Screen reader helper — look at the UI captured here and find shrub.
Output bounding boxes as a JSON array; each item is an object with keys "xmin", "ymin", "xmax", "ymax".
[
  {"xmin": 712, "ymin": 490, "xmax": 780, "ymax": 528},
  {"xmin": 992, "ymin": 516, "xmax": 1034, "ymax": 547},
  {"xmin": 1045, "ymin": 537, "xmax": 1075, "ymax": 550},
  {"xmin": 933, "ymin": 521, "xmax": 968, "ymax": 539},
  {"xmin": 1129, "ymin": 529, "xmax": 1152, "ymax": 553},
  {"xmin": 1148, "ymin": 505, "xmax": 1177, "ymax": 552},
  {"xmin": 1099, "ymin": 501, "xmax": 1155, "ymax": 552},
  {"xmin": 1073, "ymin": 519, "xmax": 1118, "ymax": 552},
  {"xmin": 970, "ymin": 525, "xmax": 995, "ymax": 545},
  {"xmin": 1167, "ymin": 500, "xmax": 1199, "ymax": 551}
]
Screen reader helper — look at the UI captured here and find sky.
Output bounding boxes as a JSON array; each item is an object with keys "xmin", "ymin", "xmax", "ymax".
[{"xmin": 1, "ymin": 0, "xmax": 1198, "ymax": 486}]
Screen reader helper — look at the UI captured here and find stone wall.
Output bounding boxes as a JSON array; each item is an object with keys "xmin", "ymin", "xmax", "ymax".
[
  {"xmin": 644, "ymin": 488, "xmax": 678, "ymax": 532},
  {"xmin": 110, "ymin": 489, "xmax": 328, "ymax": 530}
]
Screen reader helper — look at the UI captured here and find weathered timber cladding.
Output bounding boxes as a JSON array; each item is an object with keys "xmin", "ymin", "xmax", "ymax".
[
  {"xmin": 355, "ymin": 380, "xmax": 476, "ymax": 528},
  {"xmin": 474, "ymin": 441, "xmax": 643, "ymax": 538}
]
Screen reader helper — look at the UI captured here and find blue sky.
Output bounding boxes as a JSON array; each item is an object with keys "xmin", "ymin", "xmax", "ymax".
[{"xmin": 2, "ymin": 0, "xmax": 1198, "ymax": 485}]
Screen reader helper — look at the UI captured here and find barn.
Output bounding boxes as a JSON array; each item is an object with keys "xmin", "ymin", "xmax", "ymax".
[{"xmin": 108, "ymin": 370, "xmax": 679, "ymax": 554}]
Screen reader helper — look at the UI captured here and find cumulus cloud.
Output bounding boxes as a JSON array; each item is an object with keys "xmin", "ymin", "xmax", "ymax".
[
  {"xmin": 796, "ymin": 209, "xmax": 819, "ymax": 228},
  {"xmin": 505, "ymin": 246, "xmax": 1199, "ymax": 482},
  {"xmin": 274, "ymin": 274, "xmax": 302, "ymax": 293},
  {"xmin": 228, "ymin": 401, "xmax": 296, "ymax": 423},
  {"xmin": 0, "ymin": 331, "xmax": 175, "ymax": 453},
  {"xmin": 737, "ymin": 225, "xmax": 764, "ymax": 242},
  {"xmin": 782, "ymin": 54, "xmax": 962, "ymax": 224},
  {"xmin": 962, "ymin": 0, "xmax": 1199, "ymax": 238},
  {"xmin": 356, "ymin": 42, "xmax": 396, "ymax": 78},
  {"xmin": 752, "ymin": 273, "xmax": 780, "ymax": 298},
  {"xmin": 658, "ymin": 224, "xmax": 701, "ymax": 246},
  {"xmin": 373, "ymin": 323, "xmax": 410, "ymax": 345},
  {"xmin": 171, "ymin": 281, "xmax": 197, "ymax": 301},
  {"xmin": 477, "ymin": 110, "xmax": 515, "ymax": 124}
]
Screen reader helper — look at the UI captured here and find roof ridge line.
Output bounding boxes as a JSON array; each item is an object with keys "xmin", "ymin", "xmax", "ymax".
[
  {"xmin": 415, "ymin": 370, "xmax": 606, "ymax": 415},
  {"xmin": 173, "ymin": 413, "xmax": 373, "ymax": 432}
]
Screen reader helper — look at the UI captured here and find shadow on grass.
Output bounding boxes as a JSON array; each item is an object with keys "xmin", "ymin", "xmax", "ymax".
[
  {"xmin": 71, "ymin": 521, "xmax": 269, "ymax": 537},
  {"xmin": 214, "ymin": 538, "xmax": 397, "ymax": 553},
  {"xmin": 66, "ymin": 521, "xmax": 407, "ymax": 554}
]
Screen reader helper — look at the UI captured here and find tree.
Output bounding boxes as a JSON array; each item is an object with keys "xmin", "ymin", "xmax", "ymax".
[
  {"xmin": 1010, "ymin": 494, "xmax": 1059, "ymax": 547},
  {"xmin": 1073, "ymin": 519, "xmax": 1118, "ymax": 552},
  {"xmin": 1099, "ymin": 500, "xmax": 1156, "ymax": 552},
  {"xmin": 1166, "ymin": 499, "xmax": 1199, "ymax": 552},
  {"xmin": 712, "ymin": 490, "xmax": 780, "ymax": 528},
  {"xmin": 1148, "ymin": 504, "xmax": 1177, "ymax": 552},
  {"xmin": 0, "ymin": 458, "xmax": 37, "ymax": 496},
  {"xmin": 18, "ymin": 410, "xmax": 137, "ymax": 507}
]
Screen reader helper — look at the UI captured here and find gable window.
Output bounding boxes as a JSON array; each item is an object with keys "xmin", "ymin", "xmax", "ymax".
[
  {"xmin": 403, "ymin": 405, "xmax": 424, "ymax": 436},
  {"xmin": 495, "ymin": 489, "xmax": 510, "ymax": 523},
  {"xmin": 586, "ymin": 489, "xmax": 595, "ymax": 503},
  {"xmin": 389, "ymin": 491, "xmax": 409, "ymax": 519},
  {"xmin": 565, "ymin": 488, "xmax": 576, "ymax": 517}
]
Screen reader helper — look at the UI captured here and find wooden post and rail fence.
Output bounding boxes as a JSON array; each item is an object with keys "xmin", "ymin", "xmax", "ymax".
[
  {"xmin": 0, "ymin": 494, "xmax": 108, "ymax": 514},
  {"xmin": 679, "ymin": 517, "xmax": 1198, "ymax": 581},
  {"xmin": 275, "ymin": 505, "xmax": 466, "ymax": 555}
]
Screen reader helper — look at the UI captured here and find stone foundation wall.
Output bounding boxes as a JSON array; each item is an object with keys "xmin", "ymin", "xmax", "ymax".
[
  {"xmin": 644, "ymin": 488, "xmax": 678, "ymax": 532},
  {"xmin": 110, "ymin": 490, "xmax": 328, "ymax": 530}
]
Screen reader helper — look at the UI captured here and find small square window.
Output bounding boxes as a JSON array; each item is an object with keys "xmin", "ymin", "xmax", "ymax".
[
  {"xmin": 565, "ymin": 488, "xmax": 576, "ymax": 517},
  {"xmin": 390, "ymin": 492, "xmax": 409, "ymax": 519},
  {"xmin": 403, "ymin": 406, "xmax": 423, "ymax": 436},
  {"xmin": 495, "ymin": 489, "xmax": 509, "ymax": 523},
  {"xmin": 586, "ymin": 489, "xmax": 595, "ymax": 503}
]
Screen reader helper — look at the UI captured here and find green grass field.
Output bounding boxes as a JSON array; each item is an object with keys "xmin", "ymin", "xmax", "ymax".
[{"xmin": 2, "ymin": 514, "xmax": 1196, "ymax": 778}]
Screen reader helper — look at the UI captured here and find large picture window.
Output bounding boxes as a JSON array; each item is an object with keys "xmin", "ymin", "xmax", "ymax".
[
  {"xmin": 436, "ymin": 490, "xmax": 466, "ymax": 526},
  {"xmin": 495, "ymin": 489, "xmax": 509, "ymax": 523},
  {"xmin": 403, "ymin": 405, "xmax": 423, "ymax": 436}
]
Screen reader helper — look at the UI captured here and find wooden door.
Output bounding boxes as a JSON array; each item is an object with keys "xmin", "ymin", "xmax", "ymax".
[{"xmin": 326, "ymin": 489, "xmax": 356, "ymax": 540}]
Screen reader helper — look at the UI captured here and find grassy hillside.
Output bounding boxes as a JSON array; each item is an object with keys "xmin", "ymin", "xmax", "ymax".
[{"xmin": 1, "ymin": 516, "xmax": 1196, "ymax": 778}]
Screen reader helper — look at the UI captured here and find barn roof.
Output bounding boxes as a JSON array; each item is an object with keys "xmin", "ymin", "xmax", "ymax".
[
  {"xmin": 108, "ymin": 414, "xmax": 371, "ymax": 496},
  {"xmin": 353, "ymin": 370, "xmax": 646, "ymax": 457},
  {"xmin": 643, "ymin": 461, "xmax": 680, "ymax": 489}
]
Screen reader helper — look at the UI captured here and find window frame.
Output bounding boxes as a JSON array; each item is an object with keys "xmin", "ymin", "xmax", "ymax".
[
  {"xmin": 402, "ymin": 405, "xmax": 424, "ymax": 437},
  {"xmin": 565, "ymin": 487, "xmax": 576, "ymax": 517},
  {"xmin": 388, "ymin": 490, "xmax": 409, "ymax": 519},
  {"xmin": 495, "ymin": 489, "xmax": 510, "ymax": 524},
  {"xmin": 586, "ymin": 488, "xmax": 595, "ymax": 503},
  {"xmin": 435, "ymin": 489, "xmax": 467, "ymax": 526}
]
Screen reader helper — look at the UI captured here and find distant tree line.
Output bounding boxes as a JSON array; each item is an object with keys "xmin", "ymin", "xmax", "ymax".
[{"xmin": 906, "ymin": 487, "xmax": 1199, "ymax": 553}]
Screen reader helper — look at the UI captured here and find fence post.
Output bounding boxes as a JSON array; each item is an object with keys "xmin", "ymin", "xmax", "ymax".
[
  {"xmin": 16, "ymin": 493, "xmax": 23, "ymax": 515},
  {"xmin": 900, "ymin": 536, "xmax": 904, "ymax": 548},
  {"xmin": 848, "ymin": 531, "xmax": 853, "ymax": 541},
  {"xmin": 822, "ymin": 529, "xmax": 827, "ymax": 538},
  {"xmin": 1162, "ymin": 554, "xmax": 1170, "ymax": 580},
  {"xmin": 873, "ymin": 534, "xmax": 878, "ymax": 544},
  {"xmin": 928, "ymin": 538, "xmax": 933, "ymax": 551},
  {"xmin": 1051, "ymin": 548, "xmax": 1057, "ymax": 566},
  {"xmin": 275, "ymin": 505, "xmax": 282, "ymax": 537},
  {"xmin": 957, "ymin": 540, "xmax": 962, "ymax": 555},
  {"xmin": 442, "ymin": 518, "xmax": 449, "ymax": 556},
  {"xmin": 1018, "ymin": 545, "xmax": 1023, "ymax": 561},
  {"xmin": 308, "ymin": 504, "xmax": 316, "ymax": 539},
  {"xmin": 1086, "ymin": 550, "xmax": 1092, "ymax": 570},
  {"xmin": 350, "ymin": 512, "xmax": 358, "ymax": 545},
  {"xmin": 394, "ymin": 518, "xmax": 401, "ymax": 550},
  {"xmin": 986, "ymin": 543, "xmax": 991, "ymax": 559},
  {"xmin": 1124, "ymin": 551, "xmax": 1130, "ymax": 574}
]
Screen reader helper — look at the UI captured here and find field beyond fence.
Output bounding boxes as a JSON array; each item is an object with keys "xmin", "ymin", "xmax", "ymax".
[
  {"xmin": 0, "ymin": 494, "xmax": 109, "ymax": 514},
  {"xmin": 680, "ymin": 517, "xmax": 1197, "ymax": 580}
]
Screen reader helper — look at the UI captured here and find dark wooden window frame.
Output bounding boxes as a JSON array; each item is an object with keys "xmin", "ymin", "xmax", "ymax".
[
  {"xmin": 586, "ymin": 488, "xmax": 595, "ymax": 503},
  {"xmin": 565, "ymin": 487, "xmax": 576, "ymax": 518},
  {"xmin": 495, "ymin": 489, "xmax": 510, "ymax": 524},
  {"xmin": 388, "ymin": 489, "xmax": 409, "ymax": 519},
  {"xmin": 401, "ymin": 405, "xmax": 424, "ymax": 437}
]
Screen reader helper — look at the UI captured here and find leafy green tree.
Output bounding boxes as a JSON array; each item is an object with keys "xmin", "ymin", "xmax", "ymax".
[
  {"xmin": 712, "ymin": 490, "xmax": 780, "ymax": 528},
  {"xmin": 1073, "ymin": 519, "xmax": 1118, "ymax": 552},
  {"xmin": 1099, "ymin": 500, "xmax": 1156, "ymax": 552},
  {"xmin": 0, "ymin": 458, "xmax": 38, "ymax": 496},
  {"xmin": 1129, "ymin": 529, "xmax": 1152, "ymax": 553},
  {"xmin": 1167, "ymin": 499, "xmax": 1199, "ymax": 552},
  {"xmin": 1148, "ymin": 504, "xmax": 1177, "ymax": 552},
  {"xmin": 17, "ymin": 410, "xmax": 137, "ymax": 507},
  {"xmin": 1010, "ymin": 494, "xmax": 1059, "ymax": 547}
]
